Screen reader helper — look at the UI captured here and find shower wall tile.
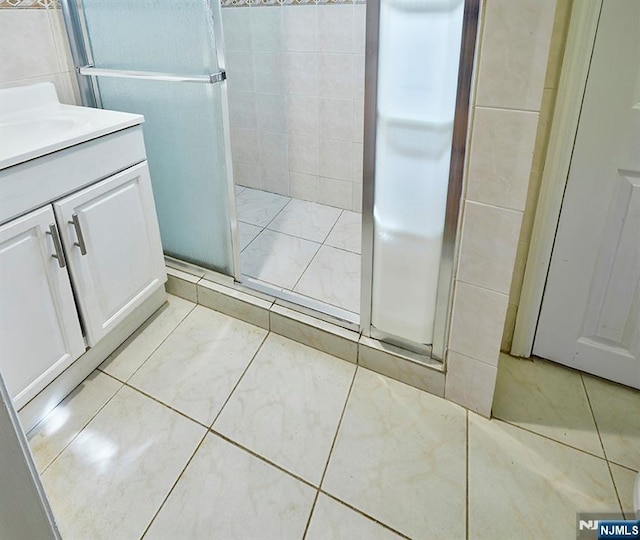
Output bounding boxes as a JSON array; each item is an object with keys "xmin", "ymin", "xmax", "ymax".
[
  {"xmin": 226, "ymin": 50, "xmax": 256, "ymax": 92},
  {"xmin": 231, "ymin": 127, "xmax": 260, "ymax": 164},
  {"xmin": 448, "ymin": 281, "xmax": 509, "ymax": 368},
  {"xmin": 258, "ymin": 130, "xmax": 289, "ymax": 169},
  {"xmin": 233, "ymin": 161, "xmax": 262, "ymax": 189},
  {"xmin": 319, "ymin": 98, "xmax": 354, "ymax": 141},
  {"xmin": 319, "ymin": 177, "xmax": 352, "ymax": 209},
  {"xmin": 352, "ymin": 142, "xmax": 363, "ymax": 183},
  {"xmin": 445, "ymin": 351, "xmax": 498, "ymax": 416},
  {"xmin": 318, "ymin": 5, "xmax": 354, "ymax": 53},
  {"xmin": 457, "ymin": 201, "xmax": 522, "ymax": 294},
  {"xmin": 290, "ymin": 172, "xmax": 320, "ymax": 202},
  {"xmin": 353, "ymin": 99, "xmax": 364, "ymax": 143},
  {"xmin": 260, "ymin": 166, "xmax": 290, "ymax": 196},
  {"xmin": 250, "ymin": 6, "xmax": 283, "ymax": 51},
  {"xmin": 286, "ymin": 95, "xmax": 319, "ymax": 136},
  {"xmin": 466, "ymin": 107, "xmax": 539, "ymax": 211},
  {"xmin": 319, "ymin": 137, "xmax": 352, "ymax": 181},
  {"xmin": 351, "ymin": 183, "xmax": 362, "ymax": 212},
  {"xmin": 229, "ymin": 92, "xmax": 258, "ymax": 129},
  {"xmin": 475, "ymin": 0, "xmax": 556, "ymax": 111},
  {"xmin": 282, "ymin": 5, "xmax": 317, "ymax": 52},
  {"xmin": 252, "ymin": 52, "xmax": 284, "ymax": 93},
  {"xmin": 289, "ymin": 134, "xmax": 320, "ymax": 175},
  {"xmin": 222, "ymin": 8, "xmax": 253, "ymax": 51},
  {"xmin": 318, "ymin": 53, "xmax": 353, "ymax": 98},
  {"xmin": 353, "ymin": 3, "xmax": 366, "ymax": 54},
  {"xmin": 256, "ymin": 93, "xmax": 287, "ymax": 132},
  {"xmin": 283, "ymin": 52, "xmax": 319, "ymax": 96}
]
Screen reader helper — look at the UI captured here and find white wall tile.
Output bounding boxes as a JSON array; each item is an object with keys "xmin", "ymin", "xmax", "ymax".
[
  {"xmin": 320, "ymin": 137, "xmax": 352, "ymax": 181},
  {"xmin": 352, "ymin": 183, "xmax": 362, "ymax": 213},
  {"xmin": 250, "ymin": 6, "xmax": 283, "ymax": 52},
  {"xmin": 353, "ymin": 99, "xmax": 364, "ymax": 143},
  {"xmin": 449, "ymin": 281, "xmax": 509, "ymax": 365},
  {"xmin": 476, "ymin": 0, "xmax": 556, "ymax": 110},
  {"xmin": 226, "ymin": 50, "xmax": 255, "ymax": 93},
  {"xmin": 47, "ymin": 8, "xmax": 74, "ymax": 73},
  {"xmin": 256, "ymin": 93, "xmax": 287, "ymax": 132},
  {"xmin": 221, "ymin": 7, "xmax": 253, "ymax": 51},
  {"xmin": 289, "ymin": 134, "xmax": 319, "ymax": 175},
  {"xmin": 466, "ymin": 107, "xmax": 539, "ymax": 211},
  {"xmin": 352, "ymin": 142, "xmax": 363, "ymax": 183},
  {"xmin": 0, "ymin": 10, "xmax": 59, "ymax": 82},
  {"xmin": 290, "ymin": 172, "xmax": 320, "ymax": 202},
  {"xmin": 261, "ymin": 167, "xmax": 290, "ymax": 196},
  {"xmin": 283, "ymin": 52, "xmax": 319, "ymax": 96},
  {"xmin": 252, "ymin": 52, "xmax": 284, "ymax": 94},
  {"xmin": 319, "ymin": 98, "xmax": 354, "ymax": 141},
  {"xmin": 286, "ymin": 95, "xmax": 319, "ymax": 136},
  {"xmin": 457, "ymin": 201, "xmax": 523, "ymax": 294},
  {"xmin": 228, "ymin": 92, "xmax": 257, "ymax": 129},
  {"xmin": 233, "ymin": 161, "xmax": 262, "ymax": 189},
  {"xmin": 319, "ymin": 53, "xmax": 353, "ymax": 99},
  {"xmin": 352, "ymin": 54, "xmax": 365, "ymax": 100},
  {"xmin": 353, "ymin": 3, "xmax": 366, "ymax": 54},
  {"xmin": 282, "ymin": 5, "xmax": 317, "ymax": 53},
  {"xmin": 445, "ymin": 351, "xmax": 497, "ymax": 417},
  {"xmin": 318, "ymin": 5, "xmax": 354, "ymax": 53},
  {"xmin": 259, "ymin": 130, "xmax": 289, "ymax": 169},
  {"xmin": 231, "ymin": 127, "xmax": 260, "ymax": 164},
  {"xmin": 319, "ymin": 177, "xmax": 352, "ymax": 210}
]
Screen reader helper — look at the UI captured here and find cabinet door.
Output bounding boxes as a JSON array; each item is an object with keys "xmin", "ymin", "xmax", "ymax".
[
  {"xmin": 54, "ymin": 162, "xmax": 166, "ymax": 346},
  {"xmin": 0, "ymin": 206, "xmax": 85, "ymax": 409}
]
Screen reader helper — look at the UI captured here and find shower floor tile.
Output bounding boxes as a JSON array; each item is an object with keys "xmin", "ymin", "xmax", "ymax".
[
  {"xmin": 238, "ymin": 187, "xmax": 362, "ymax": 316},
  {"xmin": 30, "ymin": 295, "xmax": 632, "ymax": 539}
]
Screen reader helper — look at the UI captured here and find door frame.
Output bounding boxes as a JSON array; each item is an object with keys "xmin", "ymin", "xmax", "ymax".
[{"xmin": 511, "ymin": 0, "xmax": 604, "ymax": 357}]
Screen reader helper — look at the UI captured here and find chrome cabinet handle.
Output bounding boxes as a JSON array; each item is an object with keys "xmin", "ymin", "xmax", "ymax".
[
  {"xmin": 69, "ymin": 213, "xmax": 87, "ymax": 255},
  {"xmin": 46, "ymin": 223, "xmax": 67, "ymax": 268}
]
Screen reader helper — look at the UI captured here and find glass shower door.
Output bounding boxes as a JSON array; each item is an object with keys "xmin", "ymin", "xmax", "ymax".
[{"xmin": 67, "ymin": 0, "xmax": 237, "ymax": 274}]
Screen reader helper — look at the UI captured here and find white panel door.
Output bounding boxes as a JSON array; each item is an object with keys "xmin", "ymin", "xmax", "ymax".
[
  {"xmin": 534, "ymin": 0, "xmax": 640, "ymax": 388},
  {"xmin": 0, "ymin": 206, "xmax": 85, "ymax": 408},
  {"xmin": 54, "ymin": 162, "xmax": 166, "ymax": 346}
]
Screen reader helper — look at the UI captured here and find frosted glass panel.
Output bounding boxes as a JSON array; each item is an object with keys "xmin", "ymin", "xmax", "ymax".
[
  {"xmin": 97, "ymin": 78, "xmax": 232, "ymax": 271},
  {"xmin": 81, "ymin": 0, "xmax": 233, "ymax": 272},
  {"xmin": 82, "ymin": 0, "xmax": 220, "ymax": 74},
  {"xmin": 371, "ymin": 0, "xmax": 464, "ymax": 344}
]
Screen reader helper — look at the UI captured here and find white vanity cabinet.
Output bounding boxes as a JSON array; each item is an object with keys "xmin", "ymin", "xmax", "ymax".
[
  {"xmin": 0, "ymin": 206, "xmax": 86, "ymax": 406},
  {"xmin": 54, "ymin": 162, "xmax": 165, "ymax": 346}
]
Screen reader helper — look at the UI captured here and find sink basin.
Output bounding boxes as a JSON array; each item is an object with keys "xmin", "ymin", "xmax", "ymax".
[{"xmin": 0, "ymin": 82, "xmax": 143, "ymax": 170}]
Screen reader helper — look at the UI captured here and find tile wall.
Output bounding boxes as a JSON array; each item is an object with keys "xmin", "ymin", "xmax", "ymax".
[
  {"xmin": 222, "ymin": 1, "xmax": 366, "ymax": 212},
  {"xmin": 444, "ymin": 0, "xmax": 558, "ymax": 416},
  {"xmin": 0, "ymin": 1, "xmax": 79, "ymax": 105}
]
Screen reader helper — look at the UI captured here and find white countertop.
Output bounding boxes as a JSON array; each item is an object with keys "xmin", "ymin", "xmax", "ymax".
[{"xmin": 0, "ymin": 82, "xmax": 143, "ymax": 171}]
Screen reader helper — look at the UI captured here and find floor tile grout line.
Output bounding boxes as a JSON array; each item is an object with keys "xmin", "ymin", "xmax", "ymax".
[
  {"xmin": 209, "ymin": 429, "xmax": 318, "ymax": 490},
  {"xmin": 580, "ymin": 373, "xmax": 626, "ymax": 516},
  {"xmin": 36, "ymin": 376, "xmax": 125, "ymax": 476},
  {"xmin": 138, "ymin": 431, "xmax": 210, "ymax": 540},
  {"xmin": 301, "ymin": 491, "xmax": 321, "ymax": 540},
  {"xmin": 208, "ymin": 331, "xmax": 271, "ymax": 429},
  {"xmin": 318, "ymin": 490, "xmax": 412, "ymax": 540},
  {"xmin": 495, "ymin": 415, "xmax": 614, "ymax": 463},
  {"xmin": 100, "ymin": 301, "xmax": 197, "ymax": 385},
  {"xmin": 302, "ymin": 361, "xmax": 357, "ymax": 540}
]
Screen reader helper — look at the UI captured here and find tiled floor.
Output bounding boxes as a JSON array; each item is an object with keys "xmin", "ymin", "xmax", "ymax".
[
  {"xmin": 28, "ymin": 296, "xmax": 638, "ymax": 539},
  {"xmin": 236, "ymin": 186, "xmax": 361, "ymax": 316}
]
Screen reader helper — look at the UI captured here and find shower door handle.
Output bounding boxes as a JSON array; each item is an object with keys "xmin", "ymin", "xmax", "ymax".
[{"xmin": 78, "ymin": 66, "xmax": 226, "ymax": 84}]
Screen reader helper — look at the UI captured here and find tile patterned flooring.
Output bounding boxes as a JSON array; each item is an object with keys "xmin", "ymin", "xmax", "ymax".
[
  {"xmin": 236, "ymin": 187, "xmax": 361, "ymax": 315},
  {"xmin": 28, "ymin": 296, "xmax": 639, "ymax": 539}
]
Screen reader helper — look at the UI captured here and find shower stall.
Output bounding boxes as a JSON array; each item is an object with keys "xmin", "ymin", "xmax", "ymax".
[{"xmin": 61, "ymin": 0, "xmax": 477, "ymax": 362}]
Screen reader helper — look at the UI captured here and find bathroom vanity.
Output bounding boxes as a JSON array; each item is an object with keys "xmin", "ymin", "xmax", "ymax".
[{"xmin": 0, "ymin": 83, "xmax": 167, "ymax": 431}]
